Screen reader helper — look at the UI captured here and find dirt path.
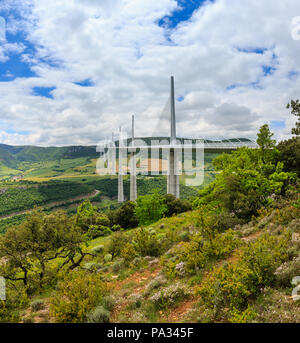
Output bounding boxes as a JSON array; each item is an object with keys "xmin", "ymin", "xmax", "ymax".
[
  {"xmin": 162, "ymin": 230, "xmax": 263, "ymax": 323},
  {"xmin": 0, "ymin": 190, "xmax": 100, "ymax": 220},
  {"xmin": 110, "ymin": 265, "xmax": 162, "ymax": 322}
]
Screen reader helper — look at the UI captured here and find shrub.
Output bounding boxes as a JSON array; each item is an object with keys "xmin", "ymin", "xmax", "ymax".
[
  {"xmin": 101, "ymin": 296, "xmax": 115, "ymax": 312},
  {"xmin": 120, "ymin": 243, "xmax": 137, "ymax": 265},
  {"xmin": 135, "ymin": 190, "xmax": 167, "ymax": 226},
  {"xmin": 107, "ymin": 231, "xmax": 130, "ymax": 259},
  {"xmin": 83, "ymin": 262, "xmax": 102, "ymax": 271},
  {"xmin": 50, "ymin": 271, "xmax": 108, "ymax": 323},
  {"xmin": 144, "ymin": 275, "xmax": 167, "ymax": 296},
  {"xmin": 164, "ymin": 194, "xmax": 192, "ymax": 217},
  {"xmin": 108, "ymin": 201, "xmax": 139, "ymax": 229},
  {"xmin": 274, "ymin": 256, "xmax": 300, "ymax": 287},
  {"xmin": 134, "ymin": 228, "xmax": 161, "ymax": 257},
  {"xmin": 239, "ymin": 232, "xmax": 290, "ymax": 289},
  {"xmin": 277, "ymin": 137, "xmax": 300, "ymax": 176},
  {"xmin": 229, "ymin": 306, "xmax": 257, "ymax": 323},
  {"xmin": 179, "ymin": 230, "xmax": 240, "ymax": 275},
  {"xmin": 30, "ymin": 299, "xmax": 45, "ymax": 312},
  {"xmin": 128, "ymin": 293, "xmax": 143, "ymax": 309},
  {"xmin": 91, "ymin": 245, "xmax": 104, "ymax": 254},
  {"xmin": 86, "ymin": 305, "xmax": 110, "ymax": 323},
  {"xmin": 112, "ymin": 259, "xmax": 124, "ymax": 272},
  {"xmin": 198, "ymin": 264, "xmax": 253, "ymax": 311},
  {"xmin": 198, "ymin": 231, "xmax": 291, "ymax": 313},
  {"xmin": 104, "ymin": 254, "xmax": 113, "ymax": 263},
  {"xmin": 149, "ymin": 283, "xmax": 189, "ymax": 309}
]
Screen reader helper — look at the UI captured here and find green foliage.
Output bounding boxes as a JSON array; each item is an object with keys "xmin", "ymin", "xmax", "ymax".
[
  {"xmin": 198, "ymin": 232, "xmax": 291, "ymax": 314},
  {"xmin": 0, "ymin": 284, "xmax": 29, "ymax": 322},
  {"xmin": 108, "ymin": 201, "xmax": 138, "ymax": 229},
  {"xmin": 121, "ymin": 243, "xmax": 137, "ymax": 264},
  {"xmin": 239, "ymin": 232, "xmax": 290, "ymax": 289},
  {"xmin": 50, "ymin": 270, "xmax": 108, "ymax": 323},
  {"xmin": 0, "ymin": 181, "xmax": 93, "ymax": 216},
  {"xmin": 229, "ymin": 305, "xmax": 257, "ymax": 323},
  {"xmin": 177, "ymin": 229, "xmax": 241, "ymax": 275},
  {"xmin": 107, "ymin": 231, "xmax": 130, "ymax": 259},
  {"xmin": 135, "ymin": 190, "xmax": 167, "ymax": 226},
  {"xmin": 30, "ymin": 299, "xmax": 45, "ymax": 312},
  {"xmin": 287, "ymin": 99, "xmax": 300, "ymax": 136},
  {"xmin": 194, "ymin": 145, "xmax": 295, "ymax": 221},
  {"xmin": 86, "ymin": 305, "xmax": 110, "ymax": 323},
  {"xmin": 134, "ymin": 227, "xmax": 161, "ymax": 257},
  {"xmin": 256, "ymin": 124, "xmax": 276, "ymax": 163},
  {"xmin": 0, "ymin": 214, "xmax": 26, "ymax": 235},
  {"xmin": 104, "ymin": 254, "xmax": 113, "ymax": 263},
  {"xmin": 91, "ymin": 244, "xmax": 104, "ymax": 254},
  {"xmin": 149, "ymin": 283, "xmax": 189, "ymax": 309},
  {"xmin": 101, "ymin": 295, "xmax": 115, "ymax": 312},
  {"xmin": 76, "ymin": 200, "xmax": 111, "ymax": 238},
  {"xmin": 277, "ymin": 137, "xmax": 300, "ymax": 176},
  {"xmin": 163, "ymin": 194, "xmax": 192, "ymax": 217},
  {"xmin": 0, "ymin": 209, "xmax": 87, "ymax": 291}
]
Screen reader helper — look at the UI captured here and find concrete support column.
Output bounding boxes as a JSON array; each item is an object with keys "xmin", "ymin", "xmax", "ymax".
[
  {"xmin": 167, "ymin": 76, "xmax": 180, "ymax": 198},
  {"xmin": 130, "ymin": 115, "xmax": 137, "ymax": 202},
  {"xmin": 118, "ymin": 128, "xmax": 124, "ymax": 203},
  {"xmin": 167, "ymin": 148, "xmax": 180, "ymax": 198}
]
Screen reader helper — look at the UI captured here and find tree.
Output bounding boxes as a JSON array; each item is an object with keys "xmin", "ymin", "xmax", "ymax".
[
  {"xmin": 76, "ymin": 200, "xmax": 111, "ymax": 238},
  {"xmin": 0, "ymin": 209, "xmax": 88, "ymax": 291},
  {"xmin": 108, "ymin": 201, "xmax": 138, "ymax": 229},
  {"xmin": 256, "ymin": 124, "xmax": 276, "ymax": 163},
  {"xmin": 163, "ymin": 194, "xmax": 192, "ymax": 217},
  {"xmin": 135, "ymin": 190, "xmax": 167, "ymax": 226},
  {"xmin": 287, "ymin": 99, "xmax": 300, "ymax": 136},
  {"xmin": 277, "ymin": 137, "xmax": 300, "ymax": 176}
]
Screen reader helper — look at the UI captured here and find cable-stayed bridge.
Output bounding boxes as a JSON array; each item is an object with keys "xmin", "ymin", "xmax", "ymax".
[{"xmin": 97, "ymin": 76, "xmax": 258, "ymax": 201}]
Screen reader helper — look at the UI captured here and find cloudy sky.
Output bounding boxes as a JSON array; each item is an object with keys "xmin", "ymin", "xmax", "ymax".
[{"xmin": 0, "ymin": 0, "xmax": 300, "ymax": 146}]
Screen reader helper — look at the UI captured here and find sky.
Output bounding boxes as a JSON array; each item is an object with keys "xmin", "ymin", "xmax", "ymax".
[{"xmin": 0, "ymin": 0, "xmax": 300, "ymax": 146}]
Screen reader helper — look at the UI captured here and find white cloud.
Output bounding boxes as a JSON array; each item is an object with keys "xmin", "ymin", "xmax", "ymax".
[{"xmin": 0, "ymin": 0, "xmax": 300, "ymax": 146}]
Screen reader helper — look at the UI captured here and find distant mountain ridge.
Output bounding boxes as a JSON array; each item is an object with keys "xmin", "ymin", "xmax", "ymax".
[
  {"xmin": 0, "ymin": 144, "xmax": 99, "ymax": 168},
  {"xmin": 0, "ymin": 137, "xmax": 253, "ymax": 169}
]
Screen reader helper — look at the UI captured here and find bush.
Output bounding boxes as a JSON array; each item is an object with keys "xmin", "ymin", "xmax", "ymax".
[
  {"xmin": 120, "ymin": 243, "xmax": 137, "ymax": 265},
  {"xmin": 104, "ymin": 254, "xmax": 113, "ymax": 263},
  {"xmin": 178, "ymin": 230, "xmax": 240, "ymax": 275},
  {"xmin": 149, "ymin": 283, "xmax": 189, "ymax": 309},
  {"xmin": 239, "ymin": 232, "xmax": 290, "ymax": 289},
  {"xmin": 134, "ymin": 228, "xmax": 161, "ymax": 257},
  {"xmin": 101, "ymin": 296, "xmax": 115, "ymax": 312},
  {"xmin": 135, "ymin": 190, "xmax": 167, "ymax": 226},
  {"xmin": 50, "ymin": 271, "xmax": 108, "ymax": 323},
  {"xmin": 128, "ymin": 293, "xmax": 143, "ymax": 309},
  {"xmin": 112, "ymin": 259, "xmax": 124, "ymax": 272},
  {"xmin": 91, "ymin": 245, "xmax": 104, "ymax": 254},
  {"xmin": 30, "ymin": 299, "xmax": 45, "ymax": 312},
  {"xmin": 86, "ymin": 305, "xmax": 110, "ymax": 323},
  {"xmin": 164, "ymin": 194, "xmax": 192, "ymax": 217},
  {"xmin": 274, "ymin": 256, "xmax": 300, "ymax": 287},
  {"xmin": 277, "ymin": 137, "xmax": 300, "ymax": 176},
  {"xmin": 198, "ymin": 231, "xmax": 291, "ymax": 313},
  {"xmin": 198, "ymin": 264, "xmax": 253, "ymax": 311},
  {"xmin": 144, "ymin": 275, "xmax": 167, "ymax": 296},
  {"xmin": 107, "ymin": 231, "xmax": 130, "ymax": 259},
  {"xmin": 108, "ymin": 201, "xmax": 138, "ymax": 229}
]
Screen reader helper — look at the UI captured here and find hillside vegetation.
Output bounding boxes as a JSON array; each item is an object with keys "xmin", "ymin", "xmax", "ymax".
[{"xmin": 0, "ymin": 105, "xmax": 299, "ymax": 323}]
